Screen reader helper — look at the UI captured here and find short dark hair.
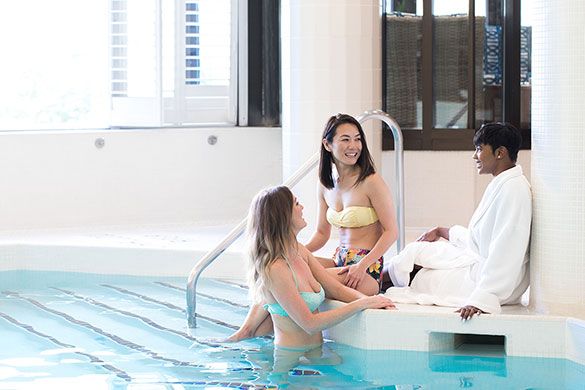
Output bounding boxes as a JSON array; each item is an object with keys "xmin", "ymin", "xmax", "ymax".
[
  {"xmin": 473, "ymin": 122, "xmax": 522, "ymax": 162},
  {"xmin": 319, "ymin": 113, "xmax": 376, "ymax": 189}
]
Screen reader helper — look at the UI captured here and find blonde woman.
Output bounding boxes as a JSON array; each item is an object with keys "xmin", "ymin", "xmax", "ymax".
[{"xmin": 242, "ymin": 186, "xmax": 394, "ymax": 352}]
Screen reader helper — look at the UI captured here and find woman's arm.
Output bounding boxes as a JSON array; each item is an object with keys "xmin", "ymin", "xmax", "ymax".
[
  {"xmin": 304, "ymin": 186, "xmax": 332, "ymax": 253},
  {"xmin": 416, "ymin": 226, "xmax": 450, "ymax": 242},
  {"xmin": 268, "ymin": 259, "xmax": 394, "ymax": 335},
  {"xmin": 222, "ymin": 302, "xmax": 271, "ymax": 342}
]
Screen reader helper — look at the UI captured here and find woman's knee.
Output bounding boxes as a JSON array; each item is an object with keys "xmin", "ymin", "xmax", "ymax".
[
  {"xmin": 358, "ymin": 276, "xmax": 379, "ymax": 296},
  {"xmin": 253, "ymin": 316, "xmax": 274, "ymax": 337}
]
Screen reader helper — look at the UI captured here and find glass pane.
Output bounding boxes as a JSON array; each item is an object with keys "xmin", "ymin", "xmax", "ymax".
[
  {"xmin": 0, "ymin": 0, "xmax": 110, "ymax": 130},
  {"xmin": 520, "ymin": 1, "xmax": 532, "ymax": 130},
  {"xmin": 475, "ymin": 0, "xmax": 503, "ymax": 128},
  {"xmin": 433, "ymin": 0, "xmax": 469, "ymax": 129},
  {"xmin": 195, "ymin": 0, "xmax": 231, "ymax": 87},
  {"xmin": 384, "ymin": 1, "xmax": 422, "ymax": 129}
]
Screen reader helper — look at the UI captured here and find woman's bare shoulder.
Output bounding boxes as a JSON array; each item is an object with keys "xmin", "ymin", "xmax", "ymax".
[
  {"xmin": 266, "ymin": 257, "xmax": 290, "ymax": 279},
  {"xmin": 267, "ymin": 257, "xmax": 287, "ymax": 269},
  {"xmin": 363, "ymin": 172, "xmax": 391, "ymax": 192},
  {"xmin": 363, "ymin": 172, "xmax": 384, "ymax": 184},
  {"xmin": 297, "ymin": 244, "xmax": 312, "ymax": 259}
]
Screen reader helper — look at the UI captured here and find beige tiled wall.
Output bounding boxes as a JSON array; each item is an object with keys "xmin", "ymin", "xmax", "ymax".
[
  {"xmin": 381, "ymin": 150, "xmax": 531, "ymax": 235},
  {"xmin": 282, "ymin": 0, "xmax": 382, "ymax": 231}
]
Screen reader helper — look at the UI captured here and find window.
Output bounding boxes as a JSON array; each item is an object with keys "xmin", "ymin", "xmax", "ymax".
[
  {"xmin": 383, "ymin": 0, "xmax": 531, "ymax": 150},
  {"xmin": 0, "ymin": 0, "xmax": 237, "ymax": 131}
]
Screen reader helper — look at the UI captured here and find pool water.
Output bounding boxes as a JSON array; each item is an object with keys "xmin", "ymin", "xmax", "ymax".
[{"xmin": 1, "ymin": 271, "xmax": 584, "ymax": 389}]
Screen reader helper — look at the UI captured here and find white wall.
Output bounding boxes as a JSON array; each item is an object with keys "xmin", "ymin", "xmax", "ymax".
[
  {"xmin": 530, "ymin": 0, "xmax": 585, "ymax": 317},
  {"xmin": 0, "ymin": 128, "xmax": 282, "ymax": 232},
  {"xmin": 0, "ymin": 125, "xmax": 534, "ymax": 241}
]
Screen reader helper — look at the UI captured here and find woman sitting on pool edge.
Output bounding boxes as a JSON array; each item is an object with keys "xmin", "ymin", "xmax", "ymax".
[
  {"xmin": 306, "ymin": 113, "xmax": 398, "ymax": 295},
  {"xmin": 244, "ymin": 185, "xmax": 395, "ymax": 354},
  {"xmin": 384, "ymin": 122, "xmax": 531, "ymax": 320}
]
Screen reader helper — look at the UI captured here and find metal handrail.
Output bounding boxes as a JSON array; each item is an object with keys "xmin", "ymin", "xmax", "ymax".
[
  {"xmin": 355, "ymin": 110, "xmax": 405, "ymax": 251},
  {"xmin": 186, "ymin": 109, "xmax": 404, "ymax": 328}
]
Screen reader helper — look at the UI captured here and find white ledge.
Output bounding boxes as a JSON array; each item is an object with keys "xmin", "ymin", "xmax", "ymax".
[{"xmin": 322, "ymin": 299, "xmax": 585, "ymax": 366}]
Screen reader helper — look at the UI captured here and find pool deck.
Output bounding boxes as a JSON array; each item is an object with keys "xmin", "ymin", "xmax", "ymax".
[{"xmin": 1, "ymin": 224, "xmax": 585, "ymax": 366}]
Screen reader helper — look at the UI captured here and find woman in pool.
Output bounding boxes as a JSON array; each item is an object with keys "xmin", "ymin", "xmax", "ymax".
[
  {"xmin": 306, "ymin": 113, "xmax": 398, "ymax": 296},
  {"xmin": 224, "ymin": 114, "xmax": 398, "ymax": 342},
  {"xmin": 243, "ymin": 185, "xmax": 394, "ymax": 352}
]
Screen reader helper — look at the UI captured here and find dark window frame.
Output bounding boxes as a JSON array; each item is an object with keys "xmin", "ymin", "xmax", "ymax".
[
  {"xmin": 382, "ymin": 0, "xmax": 530, "ymax": 151},
  {"xmin": 247, "ymin": 0, "xmax": 281, "ymax": 126}
]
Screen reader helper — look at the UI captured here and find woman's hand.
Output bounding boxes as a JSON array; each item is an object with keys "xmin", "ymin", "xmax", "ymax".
[
  {"xmin": 337, "ymin": 263, "xmax": 366, "ymax": 290},
  {"xmin": 456, "ymin": 305, "xmax": 485, "ymax": 320},
  {"xmin": 359, "ymin": 294, "xmax": 396, "ymax": 310},
  {"xmin": 416, "ymin": 226, "xmax": 449, "ymax": 242}
]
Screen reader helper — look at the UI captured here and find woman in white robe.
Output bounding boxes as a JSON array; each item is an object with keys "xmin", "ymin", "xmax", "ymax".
[{"xmin": 384, "ymin": 122, "xmax": 532, "ymax": 320}]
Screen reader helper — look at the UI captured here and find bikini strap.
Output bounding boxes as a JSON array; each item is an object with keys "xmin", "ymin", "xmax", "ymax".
[{"xmin": 282, "ymin": 254, "xmax": 300, "ymax": 289}]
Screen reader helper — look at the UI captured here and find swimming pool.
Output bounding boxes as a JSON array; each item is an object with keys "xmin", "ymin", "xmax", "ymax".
[{"xmin": 1, "ymin": 271, "xmax": 584, "ymax": 389}]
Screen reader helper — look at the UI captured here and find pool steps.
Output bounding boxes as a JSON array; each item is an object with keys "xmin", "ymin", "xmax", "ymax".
[{"xmin": 0, "ymin": 277, "xmax": 276, "ymax": 387}]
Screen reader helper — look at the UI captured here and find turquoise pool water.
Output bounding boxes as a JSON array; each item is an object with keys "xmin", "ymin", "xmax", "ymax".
[{"xmin": 1, "ymin": 271, "xmax": 584, "ymax": 389}]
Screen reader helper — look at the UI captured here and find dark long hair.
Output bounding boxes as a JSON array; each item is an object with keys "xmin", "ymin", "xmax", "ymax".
[{"xmin": 319, "ymin": 113, "xmax": 376, "ymax": 189}]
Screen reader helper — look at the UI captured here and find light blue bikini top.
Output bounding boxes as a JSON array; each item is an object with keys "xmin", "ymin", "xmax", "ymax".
[{"xmin": 263, "ymin": 259, "xmax": 325, "ymax": 317}]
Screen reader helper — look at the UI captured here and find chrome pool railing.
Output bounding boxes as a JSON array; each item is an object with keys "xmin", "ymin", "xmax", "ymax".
[
  {"xmin": 187, "ymin": 109, "xmax": 404, "ymax": 328},
  {"xmin": 355, "ymin": 110, "xmax": 405, "ymax": 251}
]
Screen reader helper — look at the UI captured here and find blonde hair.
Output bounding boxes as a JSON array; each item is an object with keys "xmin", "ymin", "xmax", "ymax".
[{"xmin": 246, "ymin": 186, "xmax": 296, "ymax": 303}]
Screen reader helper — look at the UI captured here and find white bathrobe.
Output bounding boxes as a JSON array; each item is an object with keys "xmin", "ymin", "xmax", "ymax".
[{"xmin": 385, "ymin": 165, "xmax": 532, "ymax": 314}]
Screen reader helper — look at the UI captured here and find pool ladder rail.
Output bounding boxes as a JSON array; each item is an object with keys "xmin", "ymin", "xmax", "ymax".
[{"xmin": 187, "ymin": 110, "xmax": 405, "ymax": 328}]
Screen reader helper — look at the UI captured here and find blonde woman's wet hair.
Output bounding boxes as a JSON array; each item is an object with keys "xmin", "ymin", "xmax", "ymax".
[{"xmin": 246, "ymin": 186, "xmax": 297, "ymax": 303}]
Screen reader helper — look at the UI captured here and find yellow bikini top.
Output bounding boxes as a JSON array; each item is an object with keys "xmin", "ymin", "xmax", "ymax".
[{"xmin": 326, "ymin": 206, "xmax": 379, "ymax": 228}]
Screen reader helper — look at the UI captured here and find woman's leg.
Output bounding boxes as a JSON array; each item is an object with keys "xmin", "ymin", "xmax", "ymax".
[
  {"xmin": 329, "ymin": 247, "xmax": 381, "ymax": 296},
  {"xmin": 315, "ymin": 255, "xmax": 336, "ymax": 268},
  {"xmin": 324, "ymin": 268, "xmax": 379, "ymax": 296},
  {"xmin": 223, "ymin": 302, "xmax": 273, "ymax": 342},
  {"xmin": 379, "ymin": 270, "xmax": 394, "ymax": 293}
]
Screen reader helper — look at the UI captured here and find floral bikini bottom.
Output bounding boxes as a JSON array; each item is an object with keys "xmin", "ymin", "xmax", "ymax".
[{"xmin": 332, "ymin": 247, "xmax": 384, "ymax": 281}]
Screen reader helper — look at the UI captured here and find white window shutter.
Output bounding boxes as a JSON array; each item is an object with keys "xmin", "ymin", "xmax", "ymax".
[
  {"xmin": 110, "ymin": 0, "xmax": 234, "ymax": 127},
  {"xmin": 110, "ymin": 0, "xmax": 163, "ymax": 127}
]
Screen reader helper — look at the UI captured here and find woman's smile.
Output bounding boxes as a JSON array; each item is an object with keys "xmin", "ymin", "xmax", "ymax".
[
  {"xmin": 327, "ymin": 123, "xmax": 362, "ymax": 165},
  {"xmin": 472, "ymin": 143, "xmax": 498, "ymax": 175}
]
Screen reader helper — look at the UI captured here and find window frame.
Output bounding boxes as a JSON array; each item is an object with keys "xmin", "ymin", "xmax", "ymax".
[{"xmin": 382, "ymin": 0, "xmax": 531, "ymax": 151}]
